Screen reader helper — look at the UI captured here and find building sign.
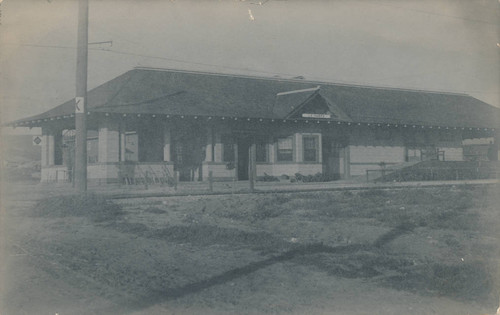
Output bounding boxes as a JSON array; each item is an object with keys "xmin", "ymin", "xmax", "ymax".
[
  {"xmin": 33, "ymin": 136, "xmax": 42, "ymax": 146},
  {"xmin": 75, "ymin": 97, "xmax": 84, "ymax": 113},
  {"xmin": 302, "ymin": 113, "xmax": 331, "ymax": 119}
]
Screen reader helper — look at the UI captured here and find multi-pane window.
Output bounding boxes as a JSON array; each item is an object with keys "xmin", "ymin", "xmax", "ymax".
[
  {"xmin": 256, "ymin": 137, "xmax": 268, "ymax": 162},
  {"xmin": 406, "ymin": 148, "xmax": 422, "ymax": 162},
  {"xmin": 222, "ymin": 134, "xmax": 235, "ymax": 162},
  {"xmin": 174, "ymin": 143, "xmax": 184, "ymax": 165},
  {"xmin": 303, "ymin": 136, "xmax": 318, "ymax": 162},
  {"xmin": 277, "ymin": 136, "xmax": 294, "ymax": 161}
]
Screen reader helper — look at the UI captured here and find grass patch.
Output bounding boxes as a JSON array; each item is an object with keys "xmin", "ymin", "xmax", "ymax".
[
  {"xmin": 214, "ymin": 194, "xmax": 292, "ymax": 222},
  {"xmin": 295, "ymin": 250, "xmax": 415, "ymax": 279},
  {"xmin": 112, "ymin": 222, "xmax": 150, "ymax": 234},
  {"xmin": 252, "ymin": 194, "xmax": 290, "ymax": 220},
  {"xmin": 144, "ymin": 207, "xmax": 167, "ymax": 214},
  {"xmin": 148, "ymin": 224, "xmax": 291, "ymax": 252},
  {"xmin": 32, "ymin": 193, "xmax": 123, "ymax": 222},
  {"xmin": 358, "ymin": 188, "xmax": 390, "ymax": 198},
  {"xmin": 111, "ymin": 221, "xmax": 291, "ymax": 253},
  {"xmin": 295, "ymin": 187, "xmax": 480, "ymax": 229},
  {"xmin": 384, "ymin": 262, "xmax": 494, "ymax": 302}
]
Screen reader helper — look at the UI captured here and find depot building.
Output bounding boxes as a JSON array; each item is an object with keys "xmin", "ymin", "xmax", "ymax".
[{"xmin": 9, "ymin": 68, "xmax": 500, "ymax": 183}]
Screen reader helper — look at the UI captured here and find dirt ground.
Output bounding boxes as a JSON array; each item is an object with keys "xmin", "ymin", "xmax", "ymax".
[{"xmin": 1, "ymin": 182, "xmax": 499, "ymax": 315}]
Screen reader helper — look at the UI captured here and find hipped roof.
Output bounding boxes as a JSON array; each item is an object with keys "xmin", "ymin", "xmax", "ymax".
[{"xmin": 9, "ymin": 67, "xmax": 500, "ymax": 128}]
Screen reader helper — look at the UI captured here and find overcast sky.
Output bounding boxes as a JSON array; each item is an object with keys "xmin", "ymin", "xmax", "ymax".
[{"xmin": 1, "ymin": 0, "xmax": 499, "ymax": 130}]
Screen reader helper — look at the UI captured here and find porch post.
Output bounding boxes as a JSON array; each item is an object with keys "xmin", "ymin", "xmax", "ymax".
[
  {"xmin": 98, "ymin": 119, "xmax": 120, "ymax": 163},
  {"xmin": 268, "ymin": 138, "xmax": 275, "ymax": 163},
  {"xmin": 214, "ymin": 131, "xmax": 223, "ymax": 162},
  {"xmin": 295, "ymin": 133, "xmax": 303, "ymax": 162},
  {"xmin": 233, "ymin": 140, "xmax": 238, "ymax": 181},
  {"xmin": 205, "ymin": 126, "xmax": 213, "ymax": 162},
  {"xmin": 41, "ymin": 127, "xmax": 55, "ymax": 166},
  {"xmin": 119, "ymin": 121, "xmax": 126, "ymax": 162},
  {"xmin": 317, "ymin": 133, "xmax": 323, "ymax": 163},
  {"xmin": 343, "ymin": 146, "xmax": 351, "ymax": 179},
  {"xmin": 249, "ymin": 138, "xmax": 256, "ymax": 192},
  {"xmin": 163, "ymin": 126, "xmax": 171, "ymax": 161}
]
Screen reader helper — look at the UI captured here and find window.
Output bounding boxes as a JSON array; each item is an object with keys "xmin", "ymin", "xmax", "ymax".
[
  {"xmin": 256, "ymin": 137, "xmax": 268, "ymax": 162},
  {"xmin": 173, "ymin": 142, "xmax": 184, "ymax": 165},
  {"xmin": 222, "ymin": 134, "xmax": 235, "ymax": 162},
  {"xmin": 87, "ymin": 138, "xmax": 98, "ymax": 164},
  {"xmin": 303, "ymin": 136, "xmax": 318, "ymax": 162},
  {"xmin": 125, "ymin": 132, "xmax": 138, "ymax": 162},
  {"xmin": 277, "ymin": 136, "xmax": 294, "ymax": 161},
  {"xmin": 406, "ymin": 148, "xmax": 422, "ymax": 162}
]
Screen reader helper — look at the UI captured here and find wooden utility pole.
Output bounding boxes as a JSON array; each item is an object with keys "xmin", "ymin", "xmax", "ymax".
[{"xmin": 74, "ymin": 0, "xmax": 89, "ymax": 192}]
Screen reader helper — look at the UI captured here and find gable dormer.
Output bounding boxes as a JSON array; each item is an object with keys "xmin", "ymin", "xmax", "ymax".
[
  {"xmin": 274, "ymin": 86, "xmax": 351, "ymax": 121},
  {"xmin": 289, "ymin": 92, "xmax": 335, "ymax": 119}
]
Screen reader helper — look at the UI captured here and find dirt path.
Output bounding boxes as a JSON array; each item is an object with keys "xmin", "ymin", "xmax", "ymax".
[{"xmin": 1, "ymin": 185, "xmax": 499, "ymax": 314}]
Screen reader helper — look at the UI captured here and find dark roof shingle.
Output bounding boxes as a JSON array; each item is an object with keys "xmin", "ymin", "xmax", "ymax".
[{"xmin": 10, "ymin": 68, "xmax": 500, "ymax": 128}]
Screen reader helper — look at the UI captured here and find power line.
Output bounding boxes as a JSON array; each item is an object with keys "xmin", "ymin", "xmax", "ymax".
[
  {"xmin": 3, "ymin": 43, "xmax": 75, "ymax": 50},
  {"xmin": 100, "ymin": 48, "xmax": 498, "ymax": 96},
  {"xmin": 2, "ymin": 43, "xmax": 498, "ymax": 97},
  {"xmin": 102, "ymin": 48, "xmax": 294, "ymax": 76},
  {"xmin": 2, "ymin": 43, "xmax": 112, "ymax": 51}
]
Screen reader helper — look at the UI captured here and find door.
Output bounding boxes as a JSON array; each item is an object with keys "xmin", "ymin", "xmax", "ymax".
[
  {"xmin": 237, "ymin": 138, "xmax": 250, "ymax": 180},
  {"xmin": 173, "ymin": 142, "xmax": 191, "ymax": 181},
  {"xmin": 171, "ymin": 125, "xmax": 207, "ymax": 182},
  {"xmin": 322, "ymin": 137, "xmax": 341, "ymax": 180}
]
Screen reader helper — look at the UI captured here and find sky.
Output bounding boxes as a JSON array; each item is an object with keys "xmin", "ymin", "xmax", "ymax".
[{"xmin": 1, "ymin": 0, "xmax": 499, "ymax": 133}]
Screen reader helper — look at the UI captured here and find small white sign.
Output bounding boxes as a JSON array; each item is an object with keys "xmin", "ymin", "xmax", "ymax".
[
  {"xmin": 75, "ymin": 97, "xmax": 84, "ymax": 113},
  {"xmin": 33, "ymin": 136, "xmax": 43, "ymax": 146},
  {"xmin": 302, "ymin": 113, "xmax": 331, "ymax": 119}
]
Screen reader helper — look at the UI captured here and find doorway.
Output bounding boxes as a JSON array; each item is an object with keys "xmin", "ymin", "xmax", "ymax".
[
  {"xmin": 322, "ymin": 137, "xmax": 341, "ymax": 180},
  {"xmin": 237, "ymin": 137, "xmax": 251, "ymax": 180}
]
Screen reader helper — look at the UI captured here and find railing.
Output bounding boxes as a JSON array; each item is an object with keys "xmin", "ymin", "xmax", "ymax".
[
  {"xmin": 121, "ymin": 163, "xmax": 177, "ymax": 188},
  {"xmin": 366, "ymin": 169, "xmax": 387, "ymax": 182},
  {"xmin": 367, "ymin": 166, "xmax": 499, "ymax": 182}
]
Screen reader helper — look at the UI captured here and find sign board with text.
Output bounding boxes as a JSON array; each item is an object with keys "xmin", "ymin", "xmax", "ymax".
[{"xmin": 301, "ymin": 113, "xmax": 331, "ymax": 119}]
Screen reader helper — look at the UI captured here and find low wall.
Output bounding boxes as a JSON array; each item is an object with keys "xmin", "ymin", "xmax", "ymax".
[
  {"xmin": 41, "ymin": 162, "xmax": 175, "ymax": 184},
  {"xmin": 41, "ymin": 166, "xmax": 69, "ymax": 182},
  {"xmin": 439, "ymin": 147, "xmax": 463, "ymax": 161},
  {"xmin": 201, "ymin": 162, "xmax": 236, "ymax": 181}
]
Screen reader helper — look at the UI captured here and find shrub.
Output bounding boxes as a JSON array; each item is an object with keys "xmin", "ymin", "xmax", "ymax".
[
  {"xmin": 32, "ymin": 193, "xmax": 123, "ymax": 222},
  {"xmin": 294, "ymin": 173, "xmax": 304, "ymax": 181},
  {"xmin": 257, "ymin": 173, "xmax": 280, "ymax": 182},
  {"xmin": 294, "ymin": 172, "xmax": 336, "ymax": 183}
]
